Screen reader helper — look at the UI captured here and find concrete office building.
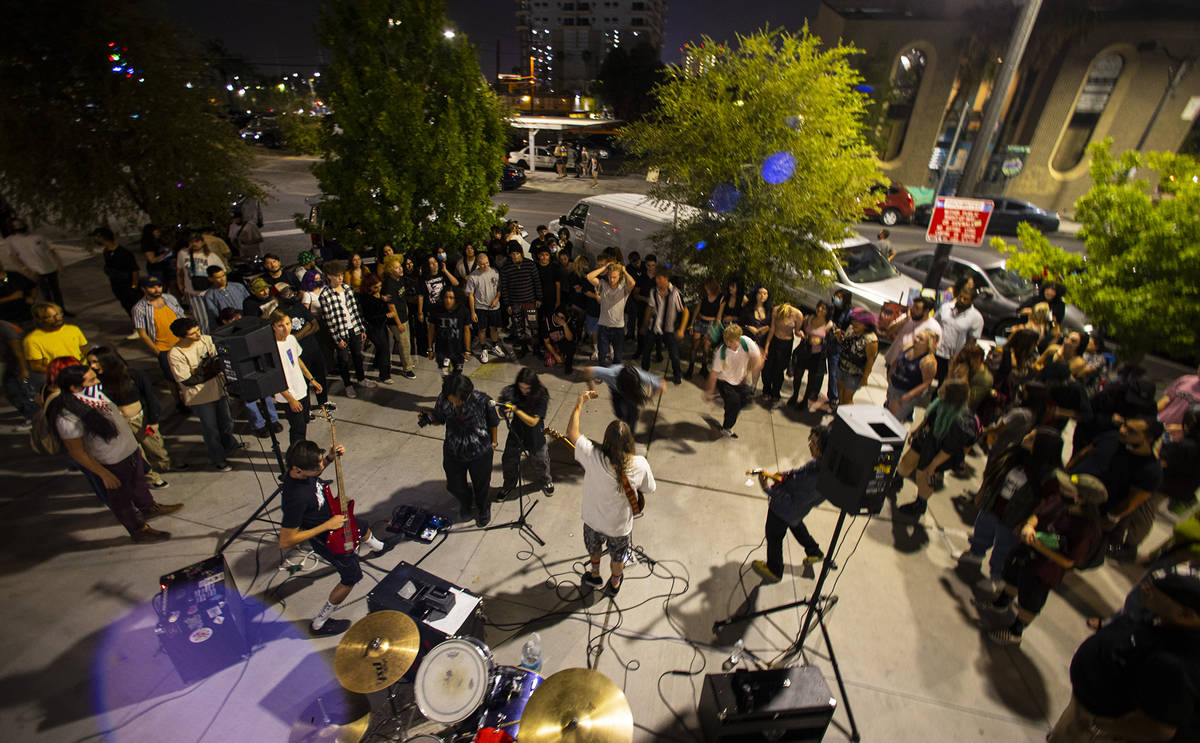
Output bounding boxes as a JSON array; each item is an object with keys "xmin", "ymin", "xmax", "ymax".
[
  {"xmin": 813, "ymin": 0, "xmax": 1200, "ymax": 214},
  {"xmin": 515, "ymin": 0, "xmax": 667, "ymax": 96}
]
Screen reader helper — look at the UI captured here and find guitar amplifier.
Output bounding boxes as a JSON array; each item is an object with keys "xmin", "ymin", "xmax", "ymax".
[
  {"xmin": 697, "ymin": 666, "xmax": 836, "ymax": 742},
  {"xmin": 155, "ymin": 556, "xmax": 250, "ymax": 683},
  {"xmin": 367, "ymin": 562, "xmax": 484, "ymax": 679}
]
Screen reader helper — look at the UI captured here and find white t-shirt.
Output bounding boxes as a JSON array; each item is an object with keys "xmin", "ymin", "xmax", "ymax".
[
  {"xmin": 55, "ymin": 390, "xmax": 139, "ymax": 465},
  {"xmin": 711, "ymin": 336, "xmax": 761, "ymax": 385},
  {"xmin": 275, "ymin": 335, "xmax": 307, "ymax": 404},
  {"xmin": 574, "ymin": 435, "xmax": 655, "ymax": 537},
  {"xmin": 5, "ymin": 233, "xmax": 57, "ymax": 275},
  {"xmin": 935, "ymin": 302, "xmax": 984, "ymax": 359}
]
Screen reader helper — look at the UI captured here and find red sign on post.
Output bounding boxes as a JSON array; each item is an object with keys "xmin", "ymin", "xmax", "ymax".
[{"xmin": 925, "ymin": 197, "xmax": 994, "ymax": 247}]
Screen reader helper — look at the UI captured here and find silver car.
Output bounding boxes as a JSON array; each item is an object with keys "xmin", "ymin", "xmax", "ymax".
[{"xmin": 792, "ymin": 237, "xmax": 923, "ymax": 316}]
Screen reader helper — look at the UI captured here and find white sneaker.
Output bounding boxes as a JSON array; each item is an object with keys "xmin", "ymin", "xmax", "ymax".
[
  {"xmin": 344, "ymin": 386, "xmax": 358, "ymax": 399},
  {"xmin": 359, "ymin": 379, "xmax": 378, "ymax": 389},
  {"xmin": 589, "ymin": 350, "xmax": 598, "ymax": 362},
  {"xmin": 491, "ymin": 343, "xmax": 505, "ymax": 358},
  {"xmin": 440, "ymin": 365, "xmax": 449, "ymax": 377},
  {"xmin": 480, "ymin": 348, "xmax": 490, "ymax": 364},
  {"xmin": 442, "ymin": 358, "xmax": 450, "ymax": 369},
  {"xmin": 124, "ymin": 331, "xmax": 141, "ymax": 340}
]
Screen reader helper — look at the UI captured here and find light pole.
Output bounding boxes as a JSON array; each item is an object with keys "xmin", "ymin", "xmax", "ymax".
[{"xmin": 1135, "ymin": 41, "xmax": 1193, "ymax": 153}]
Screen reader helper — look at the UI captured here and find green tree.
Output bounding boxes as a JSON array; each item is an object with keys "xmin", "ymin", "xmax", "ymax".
[
  {"xmin": 0, "ymin": 0, "xmax": 265, "ymax": 230},
  {"xmin": 993, "ymin": 140, "xmax": 1200, "ymax": 359},
  {"xmin": 309, "ymin": 0, "xmax": 508, "ymax": 253},
  {"xmin": 622, "ymin": 28, "xmax": 879, "ymax": 294}
]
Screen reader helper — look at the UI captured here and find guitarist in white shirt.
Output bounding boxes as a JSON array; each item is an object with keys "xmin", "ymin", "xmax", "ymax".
[
  {"xmin": 278, "ymin": 440, "xmax": 386, "ymax": 636},
  {"xmin": 565, "ymin": 389, "xmax": 656, "ymax": 597}
]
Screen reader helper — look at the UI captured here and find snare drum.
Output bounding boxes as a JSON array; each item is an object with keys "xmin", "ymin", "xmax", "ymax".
[
  {"xmin": 475, "ymin": 665, "xmax": 543, "ymax": 740},
  {"xmin": 415, "ymin": 637, "xmax": 495, "ymax": 724}
]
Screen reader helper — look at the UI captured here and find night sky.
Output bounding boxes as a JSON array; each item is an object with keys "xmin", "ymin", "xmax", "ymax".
[{"xmin": 159, "ymin": 0, "xmax": 820, "ymax": 79}]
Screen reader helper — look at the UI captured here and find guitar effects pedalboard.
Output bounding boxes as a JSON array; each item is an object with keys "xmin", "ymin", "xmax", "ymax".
[{"xmin": 387, "ymin": 505, "xmax": 449, "ymax": 543}]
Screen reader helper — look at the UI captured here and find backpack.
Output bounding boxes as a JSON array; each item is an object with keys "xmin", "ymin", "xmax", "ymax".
[
  {"xmin": 30, "ymin": 397, "xmax": 62, "ymax": 456},
  {"xmin": 719, "ymin": 336, "xmax": 749, "ymax": 360},
  {"xmin": 1076, "ymin": 525, "xmax": 1108, "ymax": 571}
]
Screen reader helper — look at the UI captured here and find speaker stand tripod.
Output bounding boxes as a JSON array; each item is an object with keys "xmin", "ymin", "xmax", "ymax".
[
  {"xmin": 217, "ymin": 399, "xmax": 288, "ymax": 556},
  {"xmin": 712, "ymin": 509, "xmax": 861, "ymax": 742}
]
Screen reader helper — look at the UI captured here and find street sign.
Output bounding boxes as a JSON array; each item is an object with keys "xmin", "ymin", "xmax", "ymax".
[{"xmin": 925, "ymin": 197, "xmax": 994, "ymax": 247}]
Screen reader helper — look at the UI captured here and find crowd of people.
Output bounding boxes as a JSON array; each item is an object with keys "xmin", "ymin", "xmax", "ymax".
[{"xmin": 4, "ymin": 213, "xmax": 1199, "ymax": 740}]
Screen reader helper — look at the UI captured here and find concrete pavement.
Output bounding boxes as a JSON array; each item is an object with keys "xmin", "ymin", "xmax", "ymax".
[{"xmin": 0, "ymin": 165, "xmax": 1185, "ymax": 742}]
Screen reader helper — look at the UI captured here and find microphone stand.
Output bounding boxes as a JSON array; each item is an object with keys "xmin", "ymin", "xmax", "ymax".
[{"xmin": 481, "ymin": 402, "xmax": 545, "ymax": 546}]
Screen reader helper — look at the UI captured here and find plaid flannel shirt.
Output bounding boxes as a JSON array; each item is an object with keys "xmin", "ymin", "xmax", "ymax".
[{"xmin": 318, "ymin": 286, "xmax": 365, "ymax": 342}]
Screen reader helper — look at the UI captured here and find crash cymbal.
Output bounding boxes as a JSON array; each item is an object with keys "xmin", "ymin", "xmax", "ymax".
[
  {"xmin": 289, "ymin": 712, "xmax": 370, "ymax": 743},
  {"xmin": 517, "ymin": 668, "xmax": 633, "ymax": 743},
  {"xmin": 334, "ymin": 611, "xmax": 420, "ymax": 693}
]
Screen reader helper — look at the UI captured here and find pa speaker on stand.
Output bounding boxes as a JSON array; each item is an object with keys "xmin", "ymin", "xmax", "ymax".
[
  {"xmin": 212, "ymin": 316, "xmax": 288, "ymax": 476},
  {"xmin": 818, "ymin": 404, "xmax": 906, "ymax": 515}
]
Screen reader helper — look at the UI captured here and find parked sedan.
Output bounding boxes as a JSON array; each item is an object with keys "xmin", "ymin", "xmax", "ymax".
[
  {"xmin": 892, "ymin": 246, "xmax": 1036, "ymax": 336},
  {"xmin": 507, "ymin": 145, "xmax": 574, "ymax": 171},
  {"xmin": 792, "ymin": 237, "xmax": 923, "ymax": 316},
  {"xmin": 961, "ymin": 196, "xmax": 1060, "ymax": 235},
  {"xmin": 500, "ymin": 162, "xmax": 526, "ymax": 191}
]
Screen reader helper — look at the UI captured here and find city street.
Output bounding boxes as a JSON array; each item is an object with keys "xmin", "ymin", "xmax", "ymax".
[{"xmin": 0, "ymin": 152, "xmax": 1183, "ymax": 743}]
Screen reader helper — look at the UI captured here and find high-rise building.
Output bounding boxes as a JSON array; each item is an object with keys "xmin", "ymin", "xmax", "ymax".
[{"xmin": 514, "ymin": 0, "xmax": 667, "ymax": 96}]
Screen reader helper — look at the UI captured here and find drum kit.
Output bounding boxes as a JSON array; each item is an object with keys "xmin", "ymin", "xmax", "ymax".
[{"xmin": 296, "ymin": 610, "xmax": 634, "ymax": 743}]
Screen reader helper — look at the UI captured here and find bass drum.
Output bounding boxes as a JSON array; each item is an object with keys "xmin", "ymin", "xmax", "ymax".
[{"xmin": 415, "ymin": 637, "xmax": 495, "ymax": 724}]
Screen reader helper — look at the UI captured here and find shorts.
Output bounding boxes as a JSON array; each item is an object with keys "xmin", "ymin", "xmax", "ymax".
[
  {"xmin": 309, "ymin": 521, "xmax": 368, "ymax": 586},
  {"xmin": 836, "ymin": 369, "xmax": 864, "ymax": 392},
  {"xmin": 887, "ymin": 384, "xmax": 919, "ymax": 422},
  {"xmin": 693, "ymin": 319, "xmax": 712, "ymax": 340},
  {"xmin": 583, "ymin": 524, "xmax": 631, "ymax": 562},
  {"xmin": 476, "ymin": 308, "xmax": 502, "ymax": 331},
  {"xmin": 585, "ymin": 315, "xmax": 599, "ymax": 334}
]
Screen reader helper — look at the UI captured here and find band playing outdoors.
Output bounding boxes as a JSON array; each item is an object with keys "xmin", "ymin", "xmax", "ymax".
[{"xmin": 20, "ymin": 227, "xmax": 1200, "ymax": 743}]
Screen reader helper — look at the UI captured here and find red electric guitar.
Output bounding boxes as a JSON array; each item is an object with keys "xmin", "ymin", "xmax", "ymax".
[{"xmin": 321, "ymin": 405, "xmax": 360, "ymax": 554}]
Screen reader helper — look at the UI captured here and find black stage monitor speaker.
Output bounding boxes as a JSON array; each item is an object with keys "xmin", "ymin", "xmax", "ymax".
[
  {"xmin": 367, "ymin": 561, "xmax": 485, "ymax": 679},
  {"xmin": 819, "ymin": 404, "xmax": 906, "ymax": 515},
  {"xmin": 698, "ymin": 665, "xmax": 836, "ymax": 742},
  {"xmin": 155, "ymin": 556, "xmax": 250, "ymax": 683},
  {"xmin": 211, "ymin": 316, "xmax": 286, "ymax": 401}
]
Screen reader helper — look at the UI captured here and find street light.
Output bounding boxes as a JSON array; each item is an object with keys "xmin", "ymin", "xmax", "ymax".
[{"xmin": 443, "ymin": 29, "xmax": 455, "ymax": 39}]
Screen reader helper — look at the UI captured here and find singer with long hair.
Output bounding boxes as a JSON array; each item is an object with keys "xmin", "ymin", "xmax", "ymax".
[
  {"xmin": 565, "ymin": 389, "xmax": 656, "ymax": 597},
  {"xmin": 498, "ymin": 367, "xmax": 554, "ymax": 499},
  {"xmin": 419, "ymin": 373, "xmax": 499, "ymax": 526}
]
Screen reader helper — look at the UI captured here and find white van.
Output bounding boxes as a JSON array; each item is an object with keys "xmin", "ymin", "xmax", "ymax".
[
  {"xmin": 549, "ymin": 192, "xmax": 920, "ymax": 313},
  {"xmin": 548, "ymin": 193, "xmax": 698, "ymax": 262}
]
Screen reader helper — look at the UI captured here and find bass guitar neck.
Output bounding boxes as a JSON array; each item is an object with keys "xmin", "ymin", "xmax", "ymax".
[{"xmin": 321, "ymin": 405, "xmax": 360, "ymax": 555}]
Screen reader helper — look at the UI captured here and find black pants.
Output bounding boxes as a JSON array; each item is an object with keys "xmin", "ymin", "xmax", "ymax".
[
  {"xmin": 1000, "ymin": 546, "xmax": 1052, "ymax": 614},
  {"xmin": 37, "ymin": 271, "xmax": 65, "ymax": 310},
  {"xmin": 435, "ymin": 337, "xmax": 465, "ymax": 374},
  {"xmin": 789, "ymin": 352, "xmax": 826, "ymax": 403},
  {"xmin": 444, "ymin": 448, "xmax": 493, "ymax": 520},
  {"xmin": 642, "ymin": 331, "xmax": 681, "ymax": 379},
  {"xmin": 300, "ymin": 347, "xmax": 329, "ymax": 405},
  {"xmin": 334, "ymin": 333, "xmax": 366, "ymax": 386},
  {"xmin": 366, "ymin": 323, "xmax": 391, "ymax": 381},
  {"xmin": 549, "ymin": 339, "xmax": 577, "ymax": 373},
  {"xmin": 717, "ymin": 380, "xmax": 751, "ymax": 430},
  {"xmin": 765, "ymin": 509, "xmax": 821, "ymax": 577},
  {"xmin": 762, "ymin": 337, "xmax": 792, "ymax": 398},
  {"xmin": 279, "ymin": 397, "xmax": 309, "ymax": 445}
]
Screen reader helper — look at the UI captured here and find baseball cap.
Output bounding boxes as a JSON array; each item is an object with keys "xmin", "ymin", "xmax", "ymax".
[
  {"xmin": 849, "ymin": 307, "xmax": 877, "ymax": 328},
  {"xmin": 248, "ymin": 278, "xmax": 269, "ymax": 291},
  {"xmin": 139, "ymin": 276, "xmax": 164, "ymax": 288}
]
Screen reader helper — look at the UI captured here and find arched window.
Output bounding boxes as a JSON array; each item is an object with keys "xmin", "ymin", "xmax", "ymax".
[
  {"xmin": 882, "ymin": 47, "xmax": 927, "ymax": 161},
  {"xmin": 1053, "ymin": 52, "xmax": 1123, "ymax": 171}
]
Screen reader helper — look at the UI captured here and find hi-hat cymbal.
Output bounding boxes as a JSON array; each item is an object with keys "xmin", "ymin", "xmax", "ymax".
[
  {"xmin": 517, "ymin": 668, "xmax": 633, "ymax": 743},
  {"xmin": 289, "ymin": 712, "xmax": 370, "ymax": 743},
  {"xmin": 334, "ymin": 611, "xmax": 420, "ymax": 693}
]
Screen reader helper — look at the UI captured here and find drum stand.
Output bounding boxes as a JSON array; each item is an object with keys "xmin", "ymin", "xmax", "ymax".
[{"xmin": 483, "ymin": 413, "xmax": 546, "ymax": 546}]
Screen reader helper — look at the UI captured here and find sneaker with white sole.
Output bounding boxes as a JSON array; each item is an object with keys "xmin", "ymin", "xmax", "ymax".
[
  {"xmin": 491, "ymin": 344, "xmax": 505, "ymax": 358},
  {"xmin": 359, "ymin": 379, "xmax": 378, "ymax": 389},
  {"xmin": 480, "ymin": 348, "xmax": 490, "ymax": 364},
  {"xmin": 589, "ymin": 350, "xmax": 598, "ymax": 362},
  {"xmin": 344, "ymin": 386, "xmax": 358, "ymax": 399},
  {"xmin": 987, "ymin": 628, "xmax": 1022, "ymax": 646}
]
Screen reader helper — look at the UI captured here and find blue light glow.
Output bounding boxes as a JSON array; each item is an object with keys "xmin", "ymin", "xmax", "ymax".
[
  {"xmin": 695, "ymin": 241, "xmax": 707, "ymax": 251},
  {"xmin": 761, "ymin": 152, "xmax": 796, "ymax": 185},
  {"xmin": 709, "ymin": 184, "xmax": 740, "ymax": 214}
]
